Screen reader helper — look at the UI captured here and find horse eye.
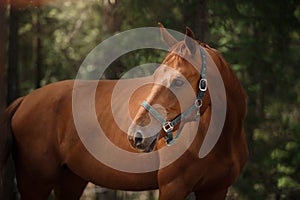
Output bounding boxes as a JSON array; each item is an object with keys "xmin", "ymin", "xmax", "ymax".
[{"xmin": 171, "ymin": 78, "xmax": 185, "ymax": 87}]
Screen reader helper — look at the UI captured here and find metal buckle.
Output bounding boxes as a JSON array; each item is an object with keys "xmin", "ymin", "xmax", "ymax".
[
  {"xmin": 163, "ymin": 122, "xmax": 174, "ymax": 133},
  {"xmin": 199, "ymin": 78, "xmax": 207, "ymax": 92}
]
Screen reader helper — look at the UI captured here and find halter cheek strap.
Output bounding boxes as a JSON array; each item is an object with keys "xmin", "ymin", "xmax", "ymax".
[{"xmin": 141, "ymin": 46, "xmax": 207, "ymax": 144}]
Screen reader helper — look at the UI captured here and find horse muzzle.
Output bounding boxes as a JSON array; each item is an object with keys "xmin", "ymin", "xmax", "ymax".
[{"xmin": 128, "ymin": 126, "xmax": 159, "ymax": 153}]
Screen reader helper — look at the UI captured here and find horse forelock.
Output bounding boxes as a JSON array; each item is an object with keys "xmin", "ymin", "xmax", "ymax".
[
  {"xmin": 170, "ymin": 41, "xmax": 190, "ymax": 57},
  {"xmin": 162, "ymin": 43, "xmax": 209, "ymax": 81},
  {"xmin": 162, "ymin": 42, "xmax": 196, "ymax": 68}
]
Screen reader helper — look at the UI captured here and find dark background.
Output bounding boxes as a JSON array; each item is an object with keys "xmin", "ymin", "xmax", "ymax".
[{"xmin": 0, "ymin": 0, "xmax": 299, "ymax": 199}]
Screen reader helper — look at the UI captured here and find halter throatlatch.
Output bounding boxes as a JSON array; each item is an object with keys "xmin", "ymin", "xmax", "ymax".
[{"xmin": 141, "ymin": 46, "xmax": 207, "ymax": 145}]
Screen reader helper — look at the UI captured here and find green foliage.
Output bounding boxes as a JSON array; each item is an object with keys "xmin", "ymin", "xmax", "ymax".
[
  {"xmin": 17, "ymin": 1, "xmax": 102, "ymax": 93},
  {"xmin": 11, "ymin": 0, "xmax": 300, "ymax": 199},
  {"xmin": 205, "ymin": 0, "xmax": 300, "ymax": 199}
]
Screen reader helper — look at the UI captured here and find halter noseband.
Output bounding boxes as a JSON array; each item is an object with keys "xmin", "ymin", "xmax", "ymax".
[{"xmin": 141, "ymin": 46, "xmax": 207, "ymax": 145}]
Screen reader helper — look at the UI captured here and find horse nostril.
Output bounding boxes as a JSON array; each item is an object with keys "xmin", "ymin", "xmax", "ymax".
[{"xmin": 134, "ymin": 131, "xmax": 143, "ymax": 147}]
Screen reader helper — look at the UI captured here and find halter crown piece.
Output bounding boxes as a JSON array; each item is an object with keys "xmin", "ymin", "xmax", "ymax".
[{"xmin": 141, "ymin": 45, "xmax": 207, "ymax": 145}]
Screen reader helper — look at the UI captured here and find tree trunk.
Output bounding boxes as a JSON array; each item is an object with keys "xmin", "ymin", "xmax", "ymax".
[
  {"xmin": 101, "ymin": 0, "xmax": 122, "ymax": 38},
  {"xmin": 0, "ymin": 0, "xmax": 7, "ymax": 112},
  {"xmin": 0, "ymin": 2, "xmax": 8, "ymax": 198},
  {"xmin": 7, "ymin": 4, "xmax": 20, "ymax": 104},
  {"xmin": 101, "ymin": 0, "xmax": 124, "ymax": 79},
  {"xmin": 196, "ymin": 0, "xmax": 206, "ymax": 41},
  {"xmin": 32, "ymin": 7, "xmax": 42, "ymax": 88},
  {"xmin": 3, "ymin": 3, "xmax": 20, "ymax": 199},
  {"xmin": 182, "ymin": 0, "xmax": 206, "ymax": 41}
]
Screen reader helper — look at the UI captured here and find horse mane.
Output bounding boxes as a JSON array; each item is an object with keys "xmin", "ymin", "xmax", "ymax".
[{"xmin": 201, "ymin": 42, "xmax": 248, "ymax": 119}]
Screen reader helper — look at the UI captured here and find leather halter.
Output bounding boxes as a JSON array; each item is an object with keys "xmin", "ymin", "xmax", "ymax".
[{"xmin": 141, "ymin": 46, "xmax": 208, "ymax": 144}]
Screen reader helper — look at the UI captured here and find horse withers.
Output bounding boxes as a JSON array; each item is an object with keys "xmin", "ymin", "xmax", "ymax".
[{"xmin": 0, "ymin": 24, "xmax": 248, "ymax": 200}]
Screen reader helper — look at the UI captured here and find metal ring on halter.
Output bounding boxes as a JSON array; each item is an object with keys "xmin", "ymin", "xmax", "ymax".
[
  {"xmin": 162, "ymin": 122, "xmax": 174, "ymax": 133},
  {"xmin": 195, "ymin": 99, "xmax": 203, "ymax": 108}
]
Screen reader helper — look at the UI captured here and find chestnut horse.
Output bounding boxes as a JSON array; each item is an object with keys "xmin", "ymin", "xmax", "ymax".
[{"xmin": 0, "ymin": 24, "xmax": 248, "ymax": 200}]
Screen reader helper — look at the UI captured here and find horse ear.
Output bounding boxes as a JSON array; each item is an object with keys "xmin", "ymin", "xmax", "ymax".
[
  {"xmin": 184, "ymin": 27, "xmax": 196, "ymax": 55},
  {"xmin": 158, "ymin": 22, "xmax": 178, "ymax": 48}
]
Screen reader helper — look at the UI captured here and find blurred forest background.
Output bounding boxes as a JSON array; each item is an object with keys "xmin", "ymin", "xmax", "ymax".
[{"xmin": 0, "ymin": 0, "xmax": 300, "ymax": 199}]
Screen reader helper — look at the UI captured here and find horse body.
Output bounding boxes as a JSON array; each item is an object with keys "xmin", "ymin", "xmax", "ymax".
[
  {"xmin": 1, "ymin": 24, "xmax": 248, "ymax": 200},
  {"xmin": 10, "ymin": 79, "xmax": 160, "ymax": 199}
]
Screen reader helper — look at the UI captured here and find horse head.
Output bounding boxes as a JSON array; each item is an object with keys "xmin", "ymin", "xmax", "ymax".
[{"xmin": 128, "ymin": 23, "xmax": 209, "ymax": 152}]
